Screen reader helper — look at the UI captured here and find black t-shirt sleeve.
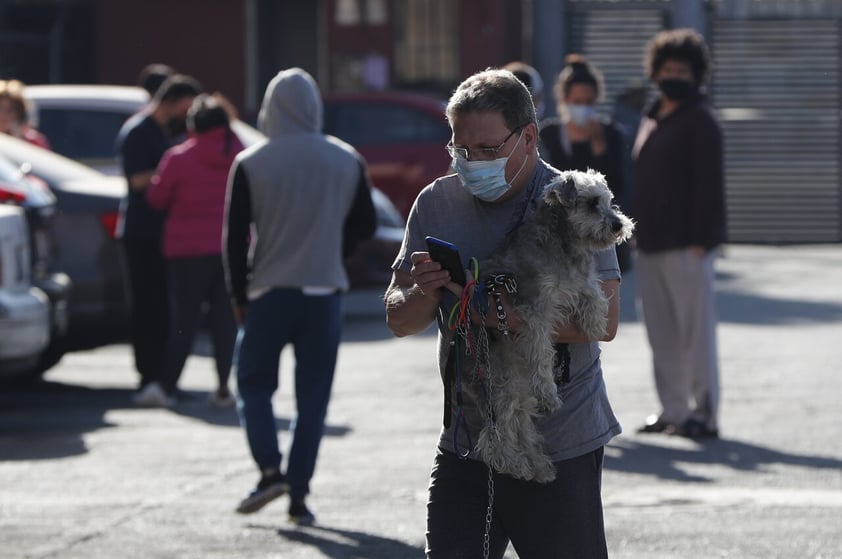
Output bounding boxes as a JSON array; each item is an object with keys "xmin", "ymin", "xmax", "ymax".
[
  {"xmin": 342, "ymin": 160, "xmax": 377, "ymax": 258},
  {"xmin": 223, "ymin": 161, "xmax": 253, "ymax": 306},
  {"xmin": 121, "ymin": 122, "xmax": 155, "ymax": 178}
]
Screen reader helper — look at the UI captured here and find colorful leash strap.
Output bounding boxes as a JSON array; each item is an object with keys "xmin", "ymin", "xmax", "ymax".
[{"xmin": 446, "ymin": 258, "xmax": 481, "ymax": 458}]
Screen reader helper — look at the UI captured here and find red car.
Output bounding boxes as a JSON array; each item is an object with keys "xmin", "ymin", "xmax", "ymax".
[{"xmin": 323, "ymin": 92, "xmax": 453, "ymax": 218}]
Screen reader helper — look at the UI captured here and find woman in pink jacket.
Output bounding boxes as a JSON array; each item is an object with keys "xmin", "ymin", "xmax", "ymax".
[{"xmin": 146, "ymin": 94, "xmax": 244, "ymax": 407}]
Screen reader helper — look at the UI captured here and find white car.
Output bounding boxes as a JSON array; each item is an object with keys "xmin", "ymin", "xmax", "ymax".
[
  {"xmin": 25, "ymin": 84, "xmax": 264, "ymax": 175},
  {"xmin": 0, "ymin": 204, "xmax": 50, "ymax": 378}
]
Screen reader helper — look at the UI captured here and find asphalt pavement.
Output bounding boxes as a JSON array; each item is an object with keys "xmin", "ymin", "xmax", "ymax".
[{"xmin": 1, "ymin": 244, "xmax": 841, "ymax": 559}]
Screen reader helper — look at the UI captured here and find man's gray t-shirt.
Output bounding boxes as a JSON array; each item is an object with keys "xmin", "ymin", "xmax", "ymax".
[{"xmin": 392, "ymin": 160, "xmax": 622, "ymax": 463}]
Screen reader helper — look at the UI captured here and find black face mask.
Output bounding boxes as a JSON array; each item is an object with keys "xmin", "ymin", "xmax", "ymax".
[{"xmin": 658, "ymin": 78, "xmax": 694, "ymax": 101}]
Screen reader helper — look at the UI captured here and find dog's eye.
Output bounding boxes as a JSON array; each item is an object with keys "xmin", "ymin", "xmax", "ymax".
[{"xmin": 588, "ymin": 198, "xmax": 600, "ymax": 210}]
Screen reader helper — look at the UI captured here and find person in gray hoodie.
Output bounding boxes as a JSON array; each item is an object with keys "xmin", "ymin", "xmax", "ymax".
[{"xmin": 223, "ymin": 68, "xmax": 376, "ymax": 524}]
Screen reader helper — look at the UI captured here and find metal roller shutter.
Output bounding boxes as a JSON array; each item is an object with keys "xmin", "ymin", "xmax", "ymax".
[
  {"xmin": 712, "ymin": 18, "xmax": 841, "ymax": 242},
  {"xmin": 566, "ymin": 2, "xmax": 667, "ymax": 114}
]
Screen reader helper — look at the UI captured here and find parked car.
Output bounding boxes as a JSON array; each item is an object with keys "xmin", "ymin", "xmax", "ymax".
[
  {"xmin": 323, "ymin": 92, "xmax": 453, "ymax": 218},
  {"xmin": 24, "ymin": 84, "xmax": 405, "ymax": 291},
  {"xmin": 0, "ymin": 134, "xmax": 128, "ymax": 346},
  {"xmin": 0, "ymin": 153, "xmax": 71, "ymax": 370},
  {"xmin": 0, "ymin": 204, "xmax": 51, "ymax": 378},
  {"xmin": 25, "ymin": 84, "xmax": 264, "ymax": 176}
]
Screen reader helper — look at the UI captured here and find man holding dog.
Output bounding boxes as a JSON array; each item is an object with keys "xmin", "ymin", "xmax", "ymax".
[
  {"xmin": 632, "ymin": 29, "xmax": 726, "ymax": 440},
  {"xmin": 385, "ymin": 68, "xmax": 623, "ymax": 558}
]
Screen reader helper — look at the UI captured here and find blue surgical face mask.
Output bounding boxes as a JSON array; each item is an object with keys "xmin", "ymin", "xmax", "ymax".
[
  {"xmin": 452, "ymin": 131, "xmax": 526, "ymax": 202},
  {"xmin": 564, "ymin": 104, "xmax": 596, "ymax": 126}
]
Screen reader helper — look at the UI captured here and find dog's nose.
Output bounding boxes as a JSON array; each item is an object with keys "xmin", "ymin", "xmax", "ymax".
[{"xmin": 611, "ymin": 219, "xmax": 623, "ymax": 233}]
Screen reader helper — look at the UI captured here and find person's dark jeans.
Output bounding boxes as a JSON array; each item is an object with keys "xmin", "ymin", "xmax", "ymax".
[
  {"xmin": 426, "ymin": 448, "xmax": 608, "ymax": 559},
  {"xmin": 123, "ymin": 238, "xmax": 168, "ymax": 387},
  {"xmin": 236, "ymin": 288, "xmax": 342, "ymax": 500}
]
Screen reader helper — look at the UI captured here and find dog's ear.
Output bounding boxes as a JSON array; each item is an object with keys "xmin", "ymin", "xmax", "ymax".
[{"xmin": 550, "ymin": 176, "xmax": 578, "ymax": 207}]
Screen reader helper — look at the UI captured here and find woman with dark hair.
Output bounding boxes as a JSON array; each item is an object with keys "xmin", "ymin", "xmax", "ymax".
[
  {"xmin": 538, "ymin": 54, "xmax": 631, "ymax": 270},
  {"xmin": 146, "ymin": 93, "xmax": 244, "ymax": 407}
]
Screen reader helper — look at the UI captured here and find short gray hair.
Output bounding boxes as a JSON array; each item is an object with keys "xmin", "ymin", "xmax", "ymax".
[{"xmin": 445, "ymin": 68, "xmax": 537, "ymax": 132}]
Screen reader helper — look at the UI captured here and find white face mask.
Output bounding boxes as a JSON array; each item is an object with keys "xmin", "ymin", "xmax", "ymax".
[
  {"xmin": 564, "ymin": 104, "xmax": 596, "ymax": 126},
  {"xmin": 451, "ymin": 131, "xmax": 527, "ymax": 202}
]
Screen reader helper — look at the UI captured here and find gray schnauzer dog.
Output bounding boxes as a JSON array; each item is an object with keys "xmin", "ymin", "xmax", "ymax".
[{"xmin": 472, "ymin": 168, "xmax": 634, "ymax": 483}]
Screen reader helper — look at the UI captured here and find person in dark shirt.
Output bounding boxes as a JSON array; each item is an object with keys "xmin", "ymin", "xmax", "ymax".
[
  {"xmin": 538, "ymin": 54, "xmax": 631, "ymax": 271},
  {"xmin": 117, "ymin": 74, "xmax": 203, "ymax": 407},
  {"xmin": 632, "ymin": 28, "xmax": 726, "ymax": 439}
]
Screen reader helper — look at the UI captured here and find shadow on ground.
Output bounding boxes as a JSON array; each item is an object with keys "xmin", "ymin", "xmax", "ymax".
[
  {"xmin": 274, "ymin": 524, "xmax": 423, "ymax": 559},
  {"xmin": 605, "ymin": 435, "xmax": 842, "ymax": 482},
  {"xmin": 0, "ymin": 379, "xmax": 350, "ymax": 461}
]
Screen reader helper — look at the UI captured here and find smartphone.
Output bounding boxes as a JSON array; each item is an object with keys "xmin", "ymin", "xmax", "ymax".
[{"xmin": 425, "ymin": 236, "xmax": 467, "ymax": 286}]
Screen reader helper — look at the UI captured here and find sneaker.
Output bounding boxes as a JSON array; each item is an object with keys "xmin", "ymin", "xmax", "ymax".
[
  {"xmin": 636, "ymin": 414, "xmax": 676, "ymax": 434},
  {"xmin": 211, "ymin": 388, "xmax": 236, "ymax": 408},
  {"xmin": 132, "ymin": 382, "xmax": 174, "ymax": 408},
  {"xmin": 675, "ymin": 418, "xmax": 719, "ymax": 439},
  {"xmin": 236, "ymin": 472, "xmax": 289, "ymax": 514},
  {"xmin": 288, "ymin": 498, "xmax": 315, "ymax": 526}
]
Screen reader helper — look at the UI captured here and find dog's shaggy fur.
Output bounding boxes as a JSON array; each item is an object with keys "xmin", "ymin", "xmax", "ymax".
[{"xmin": 472, "ymin": 169, "xmax": 634, "ymax": 482}]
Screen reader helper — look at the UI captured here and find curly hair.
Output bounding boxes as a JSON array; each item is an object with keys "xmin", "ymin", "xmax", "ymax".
[{"xmin": 645, "ymin": 28, "xmax": 711, "ymax": 84}]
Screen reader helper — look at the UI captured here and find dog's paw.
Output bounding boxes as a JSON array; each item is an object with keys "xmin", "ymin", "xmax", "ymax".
[
  {"xmin": 580, "ymin": 313, "xmax": 608, "ymax": 341},
  {"xmin": 535, "ymin": 385, "xmax": 561, "ymax": 413},
  {"xmin": 577, "ymin": 288, "xmax": 609, "ymax": 340}
]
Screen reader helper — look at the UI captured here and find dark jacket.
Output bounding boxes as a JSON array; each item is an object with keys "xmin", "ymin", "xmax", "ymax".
[
  {"xmin": 538, "ymin": 117, "xmax": 628, "ymax": 207},
  {"xmin": 631, "ymin": 94, "xmax": 726, "ymax": 253}
]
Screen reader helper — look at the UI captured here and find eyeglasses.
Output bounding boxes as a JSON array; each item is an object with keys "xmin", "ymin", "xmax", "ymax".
[{"xmin": 446, "ymin": 125, "xmax": 525, "ymax": 161}]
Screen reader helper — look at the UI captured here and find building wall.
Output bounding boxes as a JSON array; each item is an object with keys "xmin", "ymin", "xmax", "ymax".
[
  {"xmin": 459, "ymin": 0, "xmax": 525, "ymax": 77},
  {"xmin": 95, "ymin": 0, "xmax": 247, "ymax": 110}
]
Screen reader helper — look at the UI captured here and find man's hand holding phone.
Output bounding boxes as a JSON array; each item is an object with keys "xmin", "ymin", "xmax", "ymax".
[{"xmin": 410, "ymin": 237, "xmax": 468, "ymax": 298}]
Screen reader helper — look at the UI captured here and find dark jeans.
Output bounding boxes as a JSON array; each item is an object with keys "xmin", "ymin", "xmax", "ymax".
[
  {"xmin": 123, "ymin": 238, "xmax": 168, "ymax": 387},
  {"xmin": 236, "ymin": 288, "xmax": 342, "ymax": 500},
  {"xmin": 160, "ymin": 255, "xmax": 237, "ymax": 394},
  {"xmin": 426, "ymin": 448, "xmax": 608, "ymax": 559}
]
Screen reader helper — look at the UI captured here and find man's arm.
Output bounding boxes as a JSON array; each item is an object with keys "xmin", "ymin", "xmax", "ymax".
[
  {"xmin": 342, "ymin": 160, "xmax": 377, "ymax": 258},
  {"xmin": 384, "ymin": 252, "xmax": 454, "ymax": 337},
  {"xmin": 120, "ymin": 123, "xmax": 159, "ymax": 192},
  {"xmin": 550, "ymin": 279, "xmax": 620, "ymax": 342},
  {"xmin": 128, "ymin": 170, "xmax": 157, "ymax": 192},
  {"xmin": 386, "ymin": 248, "xmax": 621, "ymax": 342},
  {"xmin": 145, "ymin": 150, "xmax": 177, "ymax": 210},
  {"xmin": 468, "ymin": 278, "xmax": 621, "ymax": 343},
  {"xmin": 222, "ymin": 161, "xmax": 252, "ymax": 325}
]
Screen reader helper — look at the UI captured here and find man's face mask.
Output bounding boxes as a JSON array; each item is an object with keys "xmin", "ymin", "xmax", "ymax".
[{"xmin": 451, "ymin": 130, "xmax": 527, "ymax": 202}]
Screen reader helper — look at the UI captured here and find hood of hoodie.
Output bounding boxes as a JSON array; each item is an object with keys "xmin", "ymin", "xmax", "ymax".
[{"xmin": 258, "ymin": 67, "xmax": 322, "ymax": 138}]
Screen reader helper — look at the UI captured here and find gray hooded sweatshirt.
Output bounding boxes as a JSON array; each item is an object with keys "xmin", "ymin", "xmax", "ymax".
[{"xmin": 223, "ymin": 68, "xmax": 374, "ymax": 304}]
